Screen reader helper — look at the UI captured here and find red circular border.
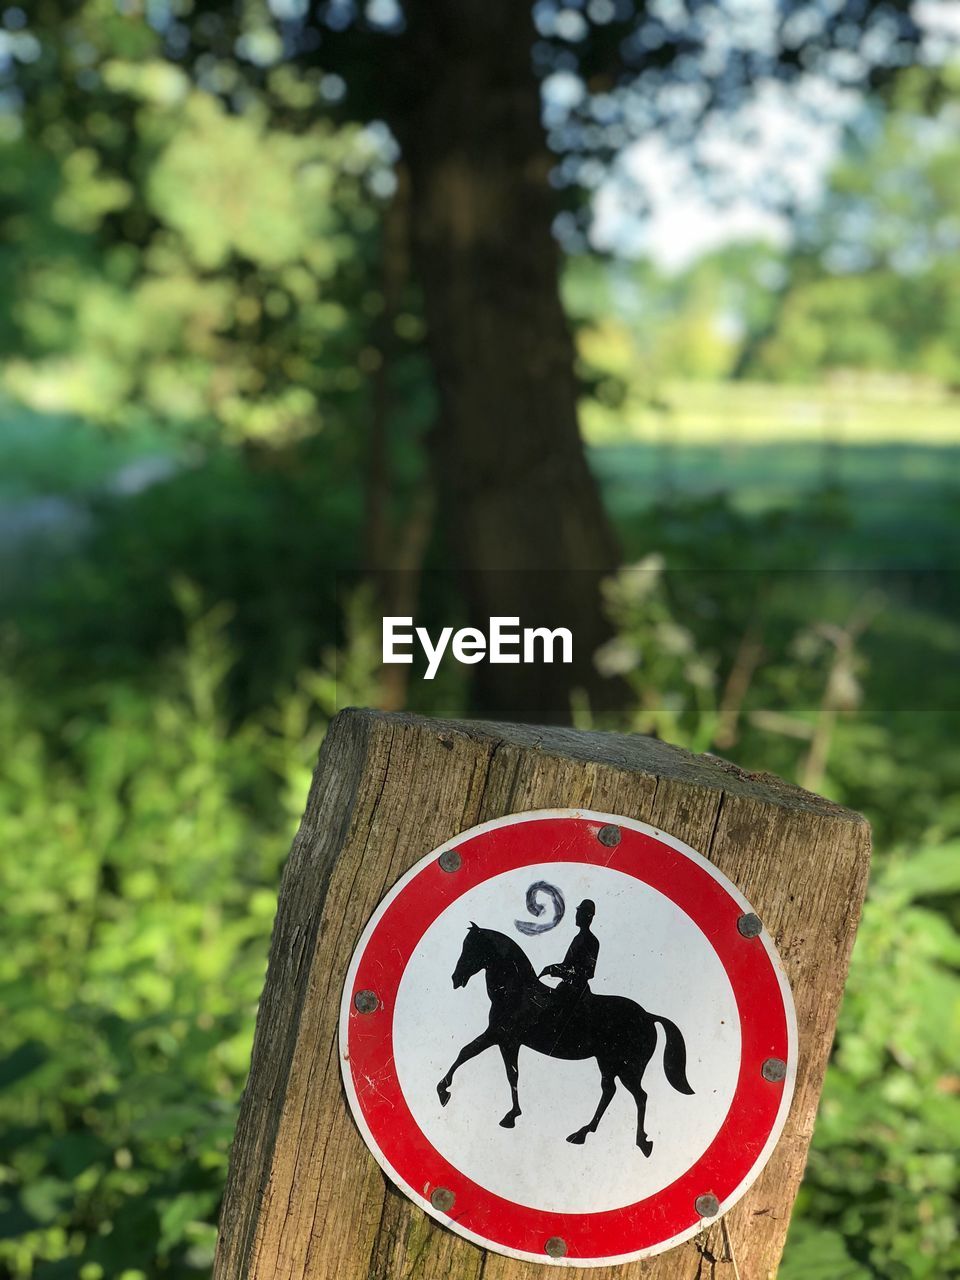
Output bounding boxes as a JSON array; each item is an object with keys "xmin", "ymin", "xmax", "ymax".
[{"xmin": 345, "ymin": 815, "xmax": 790, "ymax": 1262}]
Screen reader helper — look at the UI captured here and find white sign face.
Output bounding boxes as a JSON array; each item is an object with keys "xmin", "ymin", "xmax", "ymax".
[
  {"xmin": 394, "ymin": 863, "xmax": 741, "ymax": 1214},
  {"xmin": 340, "ymin": 810, "xmax": 797, "ymax": 1267}
]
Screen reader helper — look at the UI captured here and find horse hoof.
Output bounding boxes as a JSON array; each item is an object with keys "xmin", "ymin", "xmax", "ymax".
[
  {"xmin": 437, "ymin": 1086, "xmax": 450, "ymax": 1107},
  {"xmin": 566, "ymin": 1130, "xmax": 588, "ymax": 1145},
  {"xmin": 499, "ymin": 1114, "xmax": 517, "ymax": 1129},
  {"xmin": 638, "ymin": 1136, "xmax": 653, "ymax": 1158}
]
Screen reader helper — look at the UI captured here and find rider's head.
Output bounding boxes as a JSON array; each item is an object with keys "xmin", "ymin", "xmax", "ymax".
[{"xmin": 576, "ymin": 899, "xmax": 596, "ymax": 927}]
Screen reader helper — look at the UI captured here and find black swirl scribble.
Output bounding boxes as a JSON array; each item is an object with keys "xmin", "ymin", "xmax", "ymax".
[{"xmin": 514, "ymin": 880, "xmax": 565, "ymax": 935}]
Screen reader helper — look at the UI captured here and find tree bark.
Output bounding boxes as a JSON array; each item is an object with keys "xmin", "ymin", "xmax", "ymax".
[{"xmin": 385, "ymin": 2, "xmax": 622, "ymax": 721}]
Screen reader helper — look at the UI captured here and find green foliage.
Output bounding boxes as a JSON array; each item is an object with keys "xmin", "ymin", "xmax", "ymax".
[
  {"xmin": 2, "ymin": 408, "xmax": 956, "ymax": 1278},
  {"xmin": 0, "ymin": 401, "xmax": 171, "ymax": 502},
  {"xmin": 779, "ymin": 1220, "xmax": 873, "ymax": 1279},
  {"xmin": 12, "ymin": 444, "xmax": 357, "ymax": 704},
  {"xmin": 567, "ymin": 67, "xmax": 960, "ymax": 393},
  {"xmin": 590, "ymin": 553, "xmax": 720, "ymax": 752},
  {"xmin": 752, "ymin": 67, "xmax": 960, "ymax": 386},
  {"xmin": 587, "ymin": 531, "xmax": 960, "ymax": 1277},
  {"xmin": 6, "ymin": 557, "xmax": 956, "ymax": 1279},
  {"xmin": 567, "ymin": 245, "xmax": 786, "ymax": 404},
  {"xmin": 1, "ymin": 7, "xmax": 432, "ymax": 454},
  {"xmin": 785, "ymin": 846, "xmax": 960, "ymax": 1277},
  {"xmin": 144, "ymin": 88, "xmax": 347, "ymax": 274},
  {"xmin": 3, "ymin": 66, "xmax": 383, "ymax": 443},
  {"xmin": 0, "ymin": 591, "xmax": 371, "ymax": 1278}
]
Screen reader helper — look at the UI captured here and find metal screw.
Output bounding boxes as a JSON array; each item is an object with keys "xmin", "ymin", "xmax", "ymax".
[
  {"xmin": 430, "ymin": 1186, "xmax": 455, "ymax": 1213},
  {"xmin": 354, "ymin": 989, "xmax": 379, "ymax": 1014},
  {"xmin": 695, "ymin": 1193, "xmax": 720, "ymax": 1218},
  {"xmin": 545, "ymin": 1236, "xmax": 568, "ymax": 1258},
  {"xmin": 438, "ymin": 849, "xmax": 462, "ymax": 873},
  {"xmin": 597, "ymin": 824, "xmax": 621, "ymax": 848},
  {"xmin": 737, "ymin": 912, "xmax": 763, "ymax": 938},
  {"xmin": 762, "ymin": 1057, "xmax": 787, "ymax": 1083}
]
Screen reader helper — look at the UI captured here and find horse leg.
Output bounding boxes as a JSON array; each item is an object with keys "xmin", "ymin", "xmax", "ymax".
[
  {"xmin": 437, "ymin": 1028, "xmax": 497, "ymax": 1106},
  {"xmin": 619, "ymin": 1065, "xmax": 653, "ymax": 1157},
  {"xmin": 567, "ymin": 1065, "xmax": 617, "ymax": 1144},
  {"xmin": 498, "ymin": 1043, "xmax": 522, "ymax": 1128}
]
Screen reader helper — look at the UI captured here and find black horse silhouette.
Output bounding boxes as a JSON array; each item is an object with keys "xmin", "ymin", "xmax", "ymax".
[{"xmin": 437, "ymin": 924, "xmax": 694, "ymax": 1155}]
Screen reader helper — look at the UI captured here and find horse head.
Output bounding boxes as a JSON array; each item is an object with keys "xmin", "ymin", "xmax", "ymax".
[{"xmin": 452, "ymin": 923, "xmax": 487, "ymax": 989}]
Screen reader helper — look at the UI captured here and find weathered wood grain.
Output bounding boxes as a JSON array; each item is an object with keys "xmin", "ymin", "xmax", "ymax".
[{"xmin": 214, "ymin": 709, "xmax": 871, "ymax": 1280}]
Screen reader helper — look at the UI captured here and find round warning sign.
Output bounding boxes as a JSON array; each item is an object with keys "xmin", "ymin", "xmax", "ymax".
[{"xmin": 339, "ymin": 810, "xmax": 797, "ymax": 1266}]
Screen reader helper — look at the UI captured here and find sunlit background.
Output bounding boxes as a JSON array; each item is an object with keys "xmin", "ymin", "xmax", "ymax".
[{"xmin": 1, "ymin": 2, "xmax": 958, "ymax": 1277}]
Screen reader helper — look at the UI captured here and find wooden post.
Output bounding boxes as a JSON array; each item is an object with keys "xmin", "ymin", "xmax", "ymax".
[{"xmin": 214, "ymin": 709, "xmax": 870, "ymax": 1280}]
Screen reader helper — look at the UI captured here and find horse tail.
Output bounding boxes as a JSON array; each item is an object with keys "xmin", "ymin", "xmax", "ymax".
[{"xmin": 653, "ymin": 1015, "xmax": 695, "ymax": 1095}]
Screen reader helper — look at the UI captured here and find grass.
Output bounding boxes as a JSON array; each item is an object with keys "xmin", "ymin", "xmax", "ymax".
[
  {"xmin": 591, "ymin": 439, "xmax": 960, "ymax": 555},
  {"xmin": 584, "ymin": 380, "xmax": 960, "ymax": 569},
  {"xmin": 582, "ymin": 377, "xmax": 960, "ymax": 447}
]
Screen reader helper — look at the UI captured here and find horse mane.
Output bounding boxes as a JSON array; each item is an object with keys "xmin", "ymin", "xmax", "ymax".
[{"xmin": 475, "ymin": 927, "xmax": 538, "ymax": 985}]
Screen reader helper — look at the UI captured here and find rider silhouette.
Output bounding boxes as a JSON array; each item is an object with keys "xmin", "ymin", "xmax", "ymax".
[{"xmin": 539, "ymin": 899, "xmax": 599, "ymax": 1001}]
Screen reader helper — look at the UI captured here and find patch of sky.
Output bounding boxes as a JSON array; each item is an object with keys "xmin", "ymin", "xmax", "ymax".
[{"xmin": 268, "ymin": 0, "xmax": 309, "ymax": 19}]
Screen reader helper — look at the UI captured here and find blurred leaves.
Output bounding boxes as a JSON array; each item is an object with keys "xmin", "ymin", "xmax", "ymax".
[
  {"xmin": 2, "ymin": 46, "xmax": 393, "ymax": 446},
  {"xmin": 4, "ymin": 550, "xmax": 958, "ymax": 1275},
  {"xmin": 753, "ymin": 67, "xmax": 960, "ymax": 385},
  {"xmin": 589, "ymin": 546, "xmax": 960, "ymax": 1278},
  {"xmin": 147, "ymin": 93, "xmax": 352, "ymax": 273},
  {"xmin": 793, "ymin": 847, "xmax": 960, "ymax": 1276},
  {"xmin": 779, "ymin": 1221, "xmax": 873, "ymax": 1279},
  {"xmin": 0, "ymin": 1044, "xmax": 48, "ymax": 1091},
  {"xmin": 0, "ymin": 592, "xmax": 364, "ymax": 1277}
]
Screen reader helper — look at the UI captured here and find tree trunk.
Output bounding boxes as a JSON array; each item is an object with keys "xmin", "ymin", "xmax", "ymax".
[{"xmin": 387, "ymin": 2, "xmax": 622, "ymax": 722}]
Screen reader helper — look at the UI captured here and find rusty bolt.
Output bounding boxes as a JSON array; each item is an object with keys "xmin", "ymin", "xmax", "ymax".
[
  {"xmin": 354, "ymin": 990, "xmax": 379, "ymax": 1014},
  {"xmin": 695, "ymin": 1193, "xmax": 720, "ymax": 1218},
  {"xmin": 737, "ymin": 912, "xmax": 763, "ymax": 938}
]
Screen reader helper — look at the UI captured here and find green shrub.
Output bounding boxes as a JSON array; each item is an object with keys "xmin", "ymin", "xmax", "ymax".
[
  {"xmin": 1, "ymin": 566, "xmax": 957, "ymax": 1277},
  {"xmin": 0, "ymin": 590, "xmax": 342, "ymax": 1278},
  {"xmin": 782, "ymin": 845, "xmax": 960, "ymax": 1278}
]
